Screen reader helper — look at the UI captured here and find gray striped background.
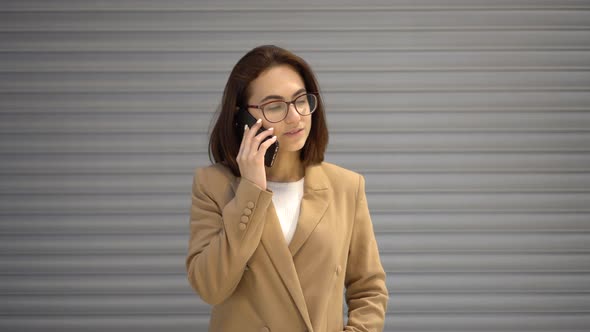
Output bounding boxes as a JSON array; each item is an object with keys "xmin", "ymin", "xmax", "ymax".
[{"xmin": 1, "ymin": 0, "xmax": 589, "ymax": 331}]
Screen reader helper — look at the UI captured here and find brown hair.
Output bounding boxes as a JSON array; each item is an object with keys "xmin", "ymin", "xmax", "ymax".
[{"xmin": 208, "ymin": 45, "xmax": 329, "ymax": 177}]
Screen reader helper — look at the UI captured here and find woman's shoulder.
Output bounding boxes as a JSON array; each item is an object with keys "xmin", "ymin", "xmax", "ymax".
[
  {"xmin": 319, "ymin": 161, "xmax": 361, "ymax": 178},
  {"xmin": 316, "ymin": 161, "xmax": 364, "ymax": 191},
  {"xmin": 193, "ymin": 163, "xmax": 236, "ymax": 185}
]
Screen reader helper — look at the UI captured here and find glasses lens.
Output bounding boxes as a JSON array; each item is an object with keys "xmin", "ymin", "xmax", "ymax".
[
  {"xmin": 261, "ymin": 101, "xmax": 288, "ymax": 122},
  {"xmin": 261, "ymin": 94, "xmax": 318, "ymax": 122},
  {"xmin": 295, "ymin": 94, "xmax": 317, "ymax": 115}
]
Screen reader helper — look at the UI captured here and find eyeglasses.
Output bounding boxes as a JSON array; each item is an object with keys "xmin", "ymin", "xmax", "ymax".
[{"xmin": 247, "ymin": 93, "xmax": 318, "ymax": 123}]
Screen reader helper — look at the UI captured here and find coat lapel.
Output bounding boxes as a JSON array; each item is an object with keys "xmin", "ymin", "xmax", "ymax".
[{"xmin": 288, "ymin": 164, "xmax": 331, "ymax": 257}]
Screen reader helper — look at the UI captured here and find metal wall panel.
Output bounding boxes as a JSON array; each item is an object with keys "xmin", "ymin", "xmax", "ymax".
[{"xmin": 1, "ymin": 0, "xmax": 589, "ymax": 331}]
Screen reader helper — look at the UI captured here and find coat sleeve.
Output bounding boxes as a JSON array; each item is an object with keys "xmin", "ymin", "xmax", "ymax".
[
  {"xmin": 343, "ymin": 174, "xmax": 389, "ymax": 332},
  {"xmin": 185, "ymin": 167, "xmax": 273, "ymax": 305}
]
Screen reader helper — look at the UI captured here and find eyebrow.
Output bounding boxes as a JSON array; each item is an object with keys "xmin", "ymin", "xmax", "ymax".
[{"xmin": 259, "ymin": 88, "xmax": 307, "ymax": 103}]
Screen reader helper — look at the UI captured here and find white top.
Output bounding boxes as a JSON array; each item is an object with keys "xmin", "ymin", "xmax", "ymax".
[{"xmin": 266, "ymin": 178, "xmax": 304, "ymax": 244}]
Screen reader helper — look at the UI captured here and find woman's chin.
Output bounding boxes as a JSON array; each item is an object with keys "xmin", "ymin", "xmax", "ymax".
[{"xmin": 278, "ymin": 140, "xmax": 306, "ymax": 153}]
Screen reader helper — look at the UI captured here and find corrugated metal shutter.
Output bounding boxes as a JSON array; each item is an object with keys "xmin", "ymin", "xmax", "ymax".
[{"xmin": 1, "ymin": 0, "xmax": 589, "ymax": 331}]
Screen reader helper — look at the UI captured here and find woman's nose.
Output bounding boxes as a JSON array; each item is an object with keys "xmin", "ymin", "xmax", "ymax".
[{"xmin": 284, "ymin": 103, "xmax": 301, "ymax": 123}]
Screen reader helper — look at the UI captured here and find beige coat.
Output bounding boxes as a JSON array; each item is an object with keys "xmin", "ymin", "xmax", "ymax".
[{"xmin": 186, "ymin": 162, "xmax": 388, "ymax": 332}]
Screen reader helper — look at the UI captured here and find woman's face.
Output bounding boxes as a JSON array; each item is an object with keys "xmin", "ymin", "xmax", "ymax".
[{"xmin": 246, "ymin": 65, "xmax": 312, "ymax": 154}]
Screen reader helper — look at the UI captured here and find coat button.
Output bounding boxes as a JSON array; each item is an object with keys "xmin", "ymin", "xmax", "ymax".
[
  {"xmin": 247, "ymin": 201, "xmax": 255, "ymax": 209},
  {"xmin": 243, "ymin": 208, "xmax": 252, "ymax": 215},
  {"xmin": 336, "ymin": 265, "xmax": 342, "ymax": 275},
  {"xmin": 240, "ymin": 215, "xmax": 249, "ymax": 223},
  {"xmin": 239, "ymin": 223, "xmax": 247, "ymax": 231},
  {"xmin": 260, "ymin": 327, "xmax": 270, "ymax": 332}
]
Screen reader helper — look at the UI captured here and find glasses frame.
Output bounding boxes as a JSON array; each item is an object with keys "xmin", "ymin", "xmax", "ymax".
[{"xmin": 246, "ymin": 92, "xmax": 319, "ymax": 123}]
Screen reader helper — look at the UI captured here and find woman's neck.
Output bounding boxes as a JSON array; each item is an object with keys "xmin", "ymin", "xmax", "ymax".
[{"xmin": 266, "ymin": 150, "xmax": 304, "ymax": 182}]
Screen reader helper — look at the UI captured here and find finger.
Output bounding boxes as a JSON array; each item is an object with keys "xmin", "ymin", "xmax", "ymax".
[
  {"xmin": 257, "ymin": 135, "xmax": 277, "ymax": 155},
  {"xmin": 241, "ymin": 125, "xmax": 255, "ymax": 159},
  {"xmin": 250, "ymin": 127, "xmax": 274, "ymax": 152},
  {"xmin": 253, "ymin": 127, "xmax": 274, "ymax": 146},
  {"xmin": 238, "ymin": 124, "xmax": 248, "ymax": 152},
  {"xmin": 245, "ymin": 118, "xmax": 263, "ymax": 141},
  {"xmin": 252, "ymin": 117, "xmax": 263, "ymax": 130},
  {"xmin": 243, "ymin": 120, "xmax": 260, "ymax": 155},
  {"xmin": 237, "ymin": 124, "xmax": 248, "ymax": 160}
]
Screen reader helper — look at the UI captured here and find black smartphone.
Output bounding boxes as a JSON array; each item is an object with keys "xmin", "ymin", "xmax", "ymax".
[{"xmin": 235, "ymin": 108, "xmax": 279, "ymax": 167}]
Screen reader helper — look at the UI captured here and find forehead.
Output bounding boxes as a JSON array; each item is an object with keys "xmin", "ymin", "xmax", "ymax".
[{"xmin": 248, "ymin": 65, "xmax": 305, "ymax": 101}]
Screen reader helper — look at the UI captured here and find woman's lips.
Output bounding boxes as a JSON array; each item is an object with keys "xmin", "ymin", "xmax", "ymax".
[{"xmin": 284, "ymin": 128, "xmax": 304, "ymax": 136}]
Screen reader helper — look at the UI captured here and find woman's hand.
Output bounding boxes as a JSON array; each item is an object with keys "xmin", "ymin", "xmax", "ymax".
[{"xmin": 236, "ymin": 118, "xmax": 277, "ymax": 190}]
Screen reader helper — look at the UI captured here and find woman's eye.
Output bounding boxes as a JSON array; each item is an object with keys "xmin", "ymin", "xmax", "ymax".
[{"xmin": 266, "ymin": 103, "xmax": 284, "ymax": 112}]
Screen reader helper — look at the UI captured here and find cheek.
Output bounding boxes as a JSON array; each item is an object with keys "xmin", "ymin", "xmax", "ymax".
[{"xmin": 261, "ymin": 120, "xmax": 274, "ymax": 131}]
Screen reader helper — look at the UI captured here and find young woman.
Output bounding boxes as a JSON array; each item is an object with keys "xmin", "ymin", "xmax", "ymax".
[{"xmin": 186, "ymin": 45, "xmax": 388, "ymax": 332}]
